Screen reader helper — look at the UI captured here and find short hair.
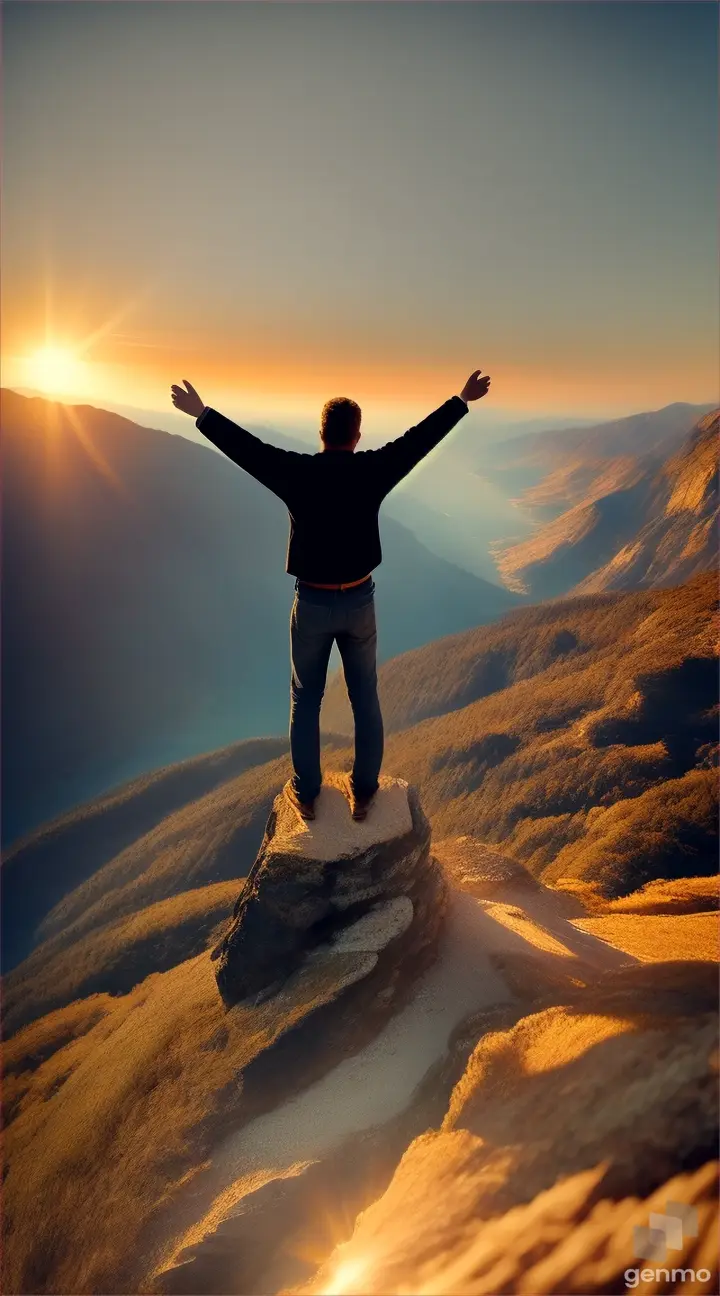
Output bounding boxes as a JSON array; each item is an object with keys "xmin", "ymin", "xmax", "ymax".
[{"xmin": 320, "ymin": 397, "xmax": 362, "ymax": 447}]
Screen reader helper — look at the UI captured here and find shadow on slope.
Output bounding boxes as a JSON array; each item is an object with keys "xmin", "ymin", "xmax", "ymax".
[{"xmin": 1, "ymin": 736, "xmax": 290, "ymax": 973}]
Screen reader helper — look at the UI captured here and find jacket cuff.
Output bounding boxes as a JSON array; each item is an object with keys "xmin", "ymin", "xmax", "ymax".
[
  {"xmin": 196, "ymin": 405, "xmax": 210, "ymax": 427},
  {"xmin": 454, "ymin": 395, "xmax": 469, "ymax": 408}
]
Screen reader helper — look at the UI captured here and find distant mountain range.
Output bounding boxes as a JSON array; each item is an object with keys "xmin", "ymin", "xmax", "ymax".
[
  {"xmin": 1, "ymin": 388, "xmax": 517, "ymax": 844},
  {"xmin": 486, "ymin": 400, "xmax": 717, "ymax": 469},
  {"xmin": 7, "ymin": 386, "xmax": 608, "ymax": 445},
  {"xmin": 492, "ymin": 406, "xmax": 718, "ymax": 598},
  {"xmin": 377, "ymin": 400, "xmax": 718, "ymax": 583}
]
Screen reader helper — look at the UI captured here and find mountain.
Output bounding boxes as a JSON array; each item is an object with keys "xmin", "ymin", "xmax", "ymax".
[
  {"xmin": 486, "ymin": 400, "xmax": 717, "ymax": 476},
  {"xmin": 3, "ymin": 565, "xmax": 716, "ymax": 1295},
  {"xmin": 3, "ymin": 782, "xmax": 716, "ymax": 1296},
  {"xmin": 387, "ymin": 400, "xmax": 717, "ymax": 584},
  {"xmin": 380, "ymin": 449, "xmax": 537, "ymax": 583},
  {"xmin": 6, "ymin": 572, "xmax": 716, "ymax": 1013},
  {"xmin": 9, "ymin": 386, "xmax": 606, "ymax": 447},
  {"xmin": 493, "ymin": 408, "xmax": 719, "ymax": 598},
  {"xmin": 0, "ymin": 388, "xmax": 517, "ymax": 844},
  {"xmin": 575, "ymin": 409, "xmax": 719, "ymax": 593},
  {"xmin": 324, "ymin": 572, "xmax": 717, "ymax": 893}
]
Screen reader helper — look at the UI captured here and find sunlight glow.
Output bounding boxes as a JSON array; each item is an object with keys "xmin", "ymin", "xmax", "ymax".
[
  {"xmin": 25, "ymin": 345, "xmax": 88, "ymax": 396},
  {"xmin": 11, "ymin": 272, "xmax": 162, "ymax": 405},
  {"xmin": 321, "ymin": 1255, "xmax": 369, "ymax": 1295}
]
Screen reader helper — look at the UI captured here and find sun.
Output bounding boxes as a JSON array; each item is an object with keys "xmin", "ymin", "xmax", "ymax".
[{"xmin": 25, "ymin": 345, "xmax": 87, "ymax": 396}]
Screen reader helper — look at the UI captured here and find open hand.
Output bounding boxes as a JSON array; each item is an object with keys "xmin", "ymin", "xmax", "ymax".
[
  {"xmin": 171, "ymin": 379, "xmax": 204, "ymax": 418},
  {"xmin": 460, "ymin": 370, "xmax": 491, "ymax": 402}
]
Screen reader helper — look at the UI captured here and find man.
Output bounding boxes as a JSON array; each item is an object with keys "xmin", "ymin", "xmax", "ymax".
[{"xmin": 171, "ymin": 368, "xmax": 491, "ymax": 821}]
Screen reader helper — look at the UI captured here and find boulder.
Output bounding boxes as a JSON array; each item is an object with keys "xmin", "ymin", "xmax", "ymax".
[
  {"xmin": 433, "ymin": 835, "xmax": 543, "ymax": 899},
  {"xmin": 212, "ymin": 775, "xmax": 447, "ymax": 1009}
]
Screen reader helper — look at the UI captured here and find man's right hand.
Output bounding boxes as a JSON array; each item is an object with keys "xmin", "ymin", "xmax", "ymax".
[
  {"xmin": 460, "ymin": 370, "xmax": 491, "ymax": 402},
  {"xmin": 171, "ymin": 379, "xmax": 205, "ymax": 418}
]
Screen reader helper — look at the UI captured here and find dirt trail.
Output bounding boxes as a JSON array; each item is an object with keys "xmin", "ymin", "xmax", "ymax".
[{"xmin": 157, "ymin": 879, "xmax": 635, "ymax": 1280}]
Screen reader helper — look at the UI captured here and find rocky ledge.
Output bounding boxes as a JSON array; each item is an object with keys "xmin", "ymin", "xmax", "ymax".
[{"xmin": 212, "ymin": 774, "xmax": 447, "ymax": 1009}]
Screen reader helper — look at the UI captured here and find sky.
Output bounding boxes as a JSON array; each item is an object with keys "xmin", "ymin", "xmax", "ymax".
[{"xmin": 1, "ymin": 0, "xmax": 718, "ymax": 439}]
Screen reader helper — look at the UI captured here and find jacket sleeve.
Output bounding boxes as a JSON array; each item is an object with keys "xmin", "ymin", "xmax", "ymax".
[
  {"xmin": 196, "ymin": 407, "xmax": 293, "ymax": 498},
  {"xmin": 371, "ymin": 396, "xmax": 469, "ymax": 496}
]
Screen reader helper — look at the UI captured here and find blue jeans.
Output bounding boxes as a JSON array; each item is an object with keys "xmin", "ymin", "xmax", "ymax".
[{"xmin": 289, "ymin": 577, "xmax": 384, "ymax": 803}]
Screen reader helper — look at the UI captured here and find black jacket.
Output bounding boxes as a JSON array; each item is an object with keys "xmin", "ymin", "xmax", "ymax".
[{"xmin": 195, "ymin": 396, "xmax": 469, "ymax": 584}]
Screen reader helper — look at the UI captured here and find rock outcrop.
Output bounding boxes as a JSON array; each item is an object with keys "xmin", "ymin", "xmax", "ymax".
[
  {"xmin": 433, "ymin": 835, "xmax": 544, "ymax": 899},
  {"xmin": 212, "ymin": 775, "xmax": 446, "ymax": 1008}
]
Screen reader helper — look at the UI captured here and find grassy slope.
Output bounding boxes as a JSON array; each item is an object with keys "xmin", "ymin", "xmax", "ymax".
[
  {"xmin": 323, "ymin": 575, "xmax": 713, "ymax": 735},
  {"xmin": 6, "ymin": 576, "xmax": 716, "ymax": 1035},
  {"xmin": 2, "ymin": 881, "xmax": 239, "ymax": 1037},
  {"xmin": 1, "ymin": 736, "xmax": 290, "ymax": 971},
  {"xmin": 1, "ymin": 753, "xmax": 296, "ymax": 1034},
  {"xmin": 571, "ymin": 912, "xmax": 718, "ymax": 963},
  {"xmin": 368, "ymin": 574, "xmax": 717, "ymax": 889},
  {"xmin": 2, "ymin": 943, "xmax": 378, "ymax": 1296}
]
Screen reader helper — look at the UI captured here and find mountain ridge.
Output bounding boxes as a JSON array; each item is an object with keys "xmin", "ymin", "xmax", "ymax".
[{"xmin": 493, "ymin": 407, "xmax": 719, "ymax": 598}]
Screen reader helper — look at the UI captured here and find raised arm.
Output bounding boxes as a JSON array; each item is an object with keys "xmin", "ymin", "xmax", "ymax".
[
  {"xmin": 372, "ymin": 369, "xmax": 491, "ymax": 496},
  {"xmin": 171, "ymin": 379, "xmax": 293, "ymax": 496}
]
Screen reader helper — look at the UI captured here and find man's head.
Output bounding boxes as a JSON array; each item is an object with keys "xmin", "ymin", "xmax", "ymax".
[{"xmin": 320, "ymin": 397, "xmax": 362, "ymax": 450}]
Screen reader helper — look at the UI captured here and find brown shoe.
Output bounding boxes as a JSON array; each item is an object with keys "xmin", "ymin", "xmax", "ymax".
[
  {"xmin": 284, "ymin": 780, "xmax": 316, "ymax": 821},
  {"xmin": 342, "ymin": 774, "xmax": 376, "ymax": 822}
]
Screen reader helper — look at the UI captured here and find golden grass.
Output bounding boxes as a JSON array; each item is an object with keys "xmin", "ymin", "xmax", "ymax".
[
  {"xmin": 325, "ymin": 572, "xmax": 715, "ymax": 736},
  {"xmin": 602, "ymin": 874, "xmax": 718, "ymax": 914},
  {"xmin": 365, "ymin": 576, "xmax": 718, "ymax": 895},
  {"xmin": 2, "ymin": 940, "xmax": 370, "ymax": 1296},
  {"xmin": 541, "ymin": 769, "xmax": 718, "ymax": 890},
  {"xmin": 2, "ymin": 880, "xmax": 241, "ymax": 1037},
  {"xmin": 572, "ymin": 913, "xmax": 719, "ymax": 964},
  {"xmin": 548, "ymin": 874, "xmax": 719, "ymax": 917},
  {"xmin": 3, "ymin": 958, "xmax": 227, "ymax": 1293},
  {"xmin": 20, "ymin": 752, "xmax": 288, "ymax": 963}
]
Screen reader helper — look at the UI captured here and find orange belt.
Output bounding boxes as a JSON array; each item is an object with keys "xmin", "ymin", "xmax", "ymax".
[{"xmin": 300, "ymin": 574, "xmax": 371, "ymax": 590}]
